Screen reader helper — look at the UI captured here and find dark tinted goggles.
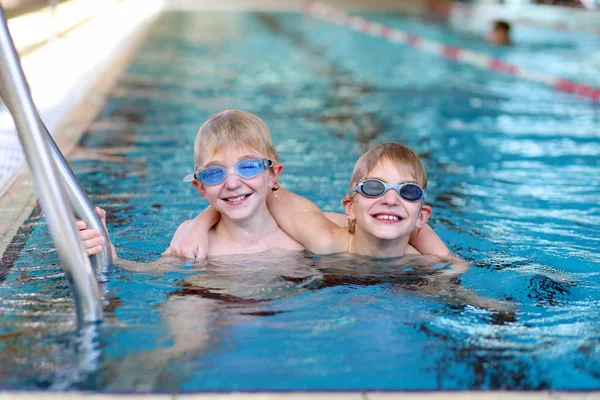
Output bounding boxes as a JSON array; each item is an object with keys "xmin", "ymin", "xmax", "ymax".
[
  {"xmin": 354, "ymin": 179, "xmax": 426, "ymax": 201},
  {"xmin": 183, "ymin": 158, "xmax": 273, "ymax": 185}
]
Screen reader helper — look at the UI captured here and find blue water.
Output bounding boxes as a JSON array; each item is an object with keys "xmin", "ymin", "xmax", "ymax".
[{"xmin": 1, "ymin": 10, "xmax": 599, "ymax": 392}]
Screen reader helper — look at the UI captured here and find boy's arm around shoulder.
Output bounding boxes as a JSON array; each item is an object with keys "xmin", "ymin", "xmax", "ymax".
[
  {"xmin": 267, "ymin": 188, "xmax": 346, "ymax": 254},
  {"xmin": 163, "ymin": 206, "xmax": 220, "ymax": 259}
]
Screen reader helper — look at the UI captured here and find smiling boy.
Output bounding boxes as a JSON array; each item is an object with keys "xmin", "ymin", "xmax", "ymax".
[
  {"xmin": 265, "ymin": 142, "xmax": 438, "ymax": 258},
  {"xmin": 78, "ymin": 109, "xmax": 303, "ymax": 259}
]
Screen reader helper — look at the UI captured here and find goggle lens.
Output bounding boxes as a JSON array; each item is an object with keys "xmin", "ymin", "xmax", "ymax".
[
  {"xmin": 362, "ymin": 179, "xmax": 386, "ymax": 196},
  {"xmin": 237, "ymin": 159, "xmax": 267, "ymax": 179},
  {"xmin": 399, "ymin": 184, "xmax": 423, "ymax": 201},
  {"xmin": 192, "ymin": 159, "xmax": 272, "ymax": 185},
  {"xmin": 198, "ymin": 167, "xmax": 226, "ymax": 185}
]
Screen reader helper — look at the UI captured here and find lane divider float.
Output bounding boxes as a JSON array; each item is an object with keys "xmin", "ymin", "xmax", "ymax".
[{"xmin": 304, "ymin": 2, "xmax": 600, "ymax": 102}]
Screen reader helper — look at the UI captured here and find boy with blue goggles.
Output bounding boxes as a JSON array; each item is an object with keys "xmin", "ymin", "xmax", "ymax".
[{"xmin": 78, "ymin": 110, "xmax": 303, "ymax": 260}]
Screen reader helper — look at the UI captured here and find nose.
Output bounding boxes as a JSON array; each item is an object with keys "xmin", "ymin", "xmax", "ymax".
[
  {"xmin": 223, "ymin": 172, "xmax": 242, "ymax": 190},
  {"xmin": 380, "ymin": 188, "xmax": 401, "ymax": 206}
]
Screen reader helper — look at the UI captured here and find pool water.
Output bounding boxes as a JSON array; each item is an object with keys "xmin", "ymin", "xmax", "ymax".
[{"xmin": 1, "ymin": 10, "xmax": 599, "ymax": 392}]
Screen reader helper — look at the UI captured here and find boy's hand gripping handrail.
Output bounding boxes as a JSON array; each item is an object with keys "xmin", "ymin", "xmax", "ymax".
[{"xmin": 41, "ymin": 119, "xmax": 114, "ymax": 278}]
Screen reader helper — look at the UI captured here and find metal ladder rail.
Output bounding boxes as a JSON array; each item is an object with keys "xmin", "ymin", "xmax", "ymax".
[
  {"xmin": 0, "ymin": 4, "xmax": 103, "ymax": 328},
  {"xmin": 42, "ymin": 118, "xmax": 114, "ymax": 279}
]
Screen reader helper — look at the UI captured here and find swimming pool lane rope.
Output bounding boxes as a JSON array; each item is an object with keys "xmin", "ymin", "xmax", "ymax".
[{"xmin": 305, "ymin": 2, "xmax": 600, "ymax": 102}]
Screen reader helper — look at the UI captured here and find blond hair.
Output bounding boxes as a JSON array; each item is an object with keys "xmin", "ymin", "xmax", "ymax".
[
  {"xmin": 343, "ymin": 143, "xmax": 427, "ymax": 233},
  {"xmin": 193, "ymin": 109, "xmax": 278, "ymax": 170}
]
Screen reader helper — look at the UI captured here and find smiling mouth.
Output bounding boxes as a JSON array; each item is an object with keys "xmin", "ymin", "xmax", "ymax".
[
  {"xmin": 373, "ymin": 214, "xmax": 403, "ymax": 222},
  {"xmin": 224, "ymin": 194, "xmax": 251, "ymax": 203}
]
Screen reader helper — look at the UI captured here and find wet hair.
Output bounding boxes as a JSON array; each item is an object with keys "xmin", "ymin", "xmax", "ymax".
[
  {"xmin": 193, "ymin": 109, "xmax": 278, "ymax": 170},
  {"xmin": 343, "ymin": 143, "xmax": 427, "ymax": 233},
  {"xmin": 493, "ymin": 20, "xmax": 511, "ymax": 33}
]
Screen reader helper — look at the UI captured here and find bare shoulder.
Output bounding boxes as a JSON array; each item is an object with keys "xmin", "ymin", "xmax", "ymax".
[
  {"xmin": 270, "ymin": 228, "xmax": 305, "ymax": 251},
  {"xmin": 310, "ymin": 226, "xmax": 349, "ymax": 255},
  {"xmin": 405, "ymin": 244, "xmax": 421, "ymax": 255},
  {"xmin": 164, "ymin": 219, "xmax": 205, "ymax": 259},
  {"xmin": 171, "ymin": 219, "xmax": 195, "ymax": 242}
]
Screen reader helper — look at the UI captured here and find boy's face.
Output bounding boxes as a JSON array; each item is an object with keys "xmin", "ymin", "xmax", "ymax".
[
  {"xmin": 193, "ymin": 146, "xmax": 280, "ymax": 222},
  {"xmin": 344, "ymin": 160, "xmax": 431, "ymax": 241}
]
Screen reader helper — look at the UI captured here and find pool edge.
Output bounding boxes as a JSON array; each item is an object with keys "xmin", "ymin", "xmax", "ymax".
[
  {"xmin": 0, "ymin": 1, "xmax": 158, "ymax": 260},
  {"xmin": 2, "ymin": 390, "xmax": 600, "ymax": 399}
]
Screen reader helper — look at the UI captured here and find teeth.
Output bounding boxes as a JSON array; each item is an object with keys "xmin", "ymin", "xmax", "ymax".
[
  {"xmin": 375, "ymin": 214, "xmax": 399, "ymax": 221},
  {"xmin": 227, "ymin": 195, "xmax": 247, "ymax": 202}
]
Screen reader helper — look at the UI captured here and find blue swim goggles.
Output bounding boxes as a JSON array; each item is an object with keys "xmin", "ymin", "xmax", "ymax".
[
  {"xmin": 183, "ymin": 158, "xmax": 273, "ymax": 185},
  {"xmin": 353, "ymin": 179, "xmax": 426, "ymax": 202}
]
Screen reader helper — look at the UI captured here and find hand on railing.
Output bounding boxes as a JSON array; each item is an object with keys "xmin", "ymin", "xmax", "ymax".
[{"xmin": 76, "ymin": 206, "xmax": 117, "ymax": 260}]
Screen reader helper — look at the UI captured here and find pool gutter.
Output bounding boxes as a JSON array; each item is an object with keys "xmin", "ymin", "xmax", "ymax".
[{"xmin": 0, "ymin": 390, "xmax": 599, "ymax": 399}]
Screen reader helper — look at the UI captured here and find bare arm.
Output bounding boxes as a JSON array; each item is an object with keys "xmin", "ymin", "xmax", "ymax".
[
  {"xmin": 78, "ymin": 206, "xmax": 219, "ymax": 274},
  {"xmin": 267, "ymin": 188, "xmax": 346, "ymax": 254},
  {"xmin": 324, "ymin": 212, "xmax": 348, "ymax": 228},
  {"xmin": 163, "ymin": 207, "xmax": 220, "ymax": 259},
  {"xmin": 409, "ymin": 224, "xmax": 454, "ymax": 258},
  {"xmin": 409, "ymin": 225, "xmax": 469, "ymax": 276}
]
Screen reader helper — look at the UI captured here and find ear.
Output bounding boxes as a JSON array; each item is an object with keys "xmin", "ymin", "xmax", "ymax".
[
  {"xmin": 269, "ymin": 163, "xmax": 284, "ymax": 188},
  {"xmin": 192, "ymin": 180, "xmax": 206, "ymax": 197},
  {"xmin": 342, "ymin": 196, "xmax": 355, "ymax": 221},
  {"xmin": 342, "ymin": 196, "xmax": 356, "ymax": 234},
  {"xmin": 416, "ymin": 204, "xmax": 432, "ymax": 229}
]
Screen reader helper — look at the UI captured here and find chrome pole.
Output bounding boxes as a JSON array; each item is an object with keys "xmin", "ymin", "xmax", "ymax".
[
  {"xmin": 0, "ymin": 4, "xmax": 102, "ymax": 327},
  {"xmin": 41, "ymin": 119, "xmax": 113, "ymax": 279}
]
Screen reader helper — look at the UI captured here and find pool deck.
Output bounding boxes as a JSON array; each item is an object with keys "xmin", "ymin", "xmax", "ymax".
[
  {"xmin": 1, "ymin": 0, "xmax": 599, "ymax": 399},
  {"xmin": 1, "ymin": 391, "xmax": 600, "ymax": 399}
]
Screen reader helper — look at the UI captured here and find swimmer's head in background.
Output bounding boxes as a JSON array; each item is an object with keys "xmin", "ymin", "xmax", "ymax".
[{"xmin": 488, "ymin": 20, "xmax": 512, "ymax": 46}]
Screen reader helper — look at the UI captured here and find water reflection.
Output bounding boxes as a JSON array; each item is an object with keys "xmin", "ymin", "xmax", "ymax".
[{"xmin": 75, "ymin": 251, "xmax": 515, "ymax": 392}]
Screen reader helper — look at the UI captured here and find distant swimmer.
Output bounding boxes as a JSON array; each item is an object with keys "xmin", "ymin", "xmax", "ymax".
[{"xmin": 488, "ymin": 20, "xmax": 512, "ymax": 46}]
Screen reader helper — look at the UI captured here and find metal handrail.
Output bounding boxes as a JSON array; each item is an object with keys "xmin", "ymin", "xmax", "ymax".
[
  {"xmin": 0, "ymin": 4, "xmax": 103, "ymax": 327},
  {"xmin": 42, "ymin": 119, "xmax": 113, "ymax": 279}
]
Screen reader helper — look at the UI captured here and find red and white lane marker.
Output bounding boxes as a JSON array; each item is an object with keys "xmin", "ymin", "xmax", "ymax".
[{"xmin": 304, "ymin": 2, "xmax": 600, "ymax": 102}]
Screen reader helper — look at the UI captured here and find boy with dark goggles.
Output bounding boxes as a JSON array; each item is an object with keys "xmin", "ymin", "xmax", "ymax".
[
  {"xmin": 353, "ymin": 179, "xmax": 426, "ymax": 202},
  {"xmin": 183, "ymin": 158, "xmax": 273, "ymax": 185}
]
